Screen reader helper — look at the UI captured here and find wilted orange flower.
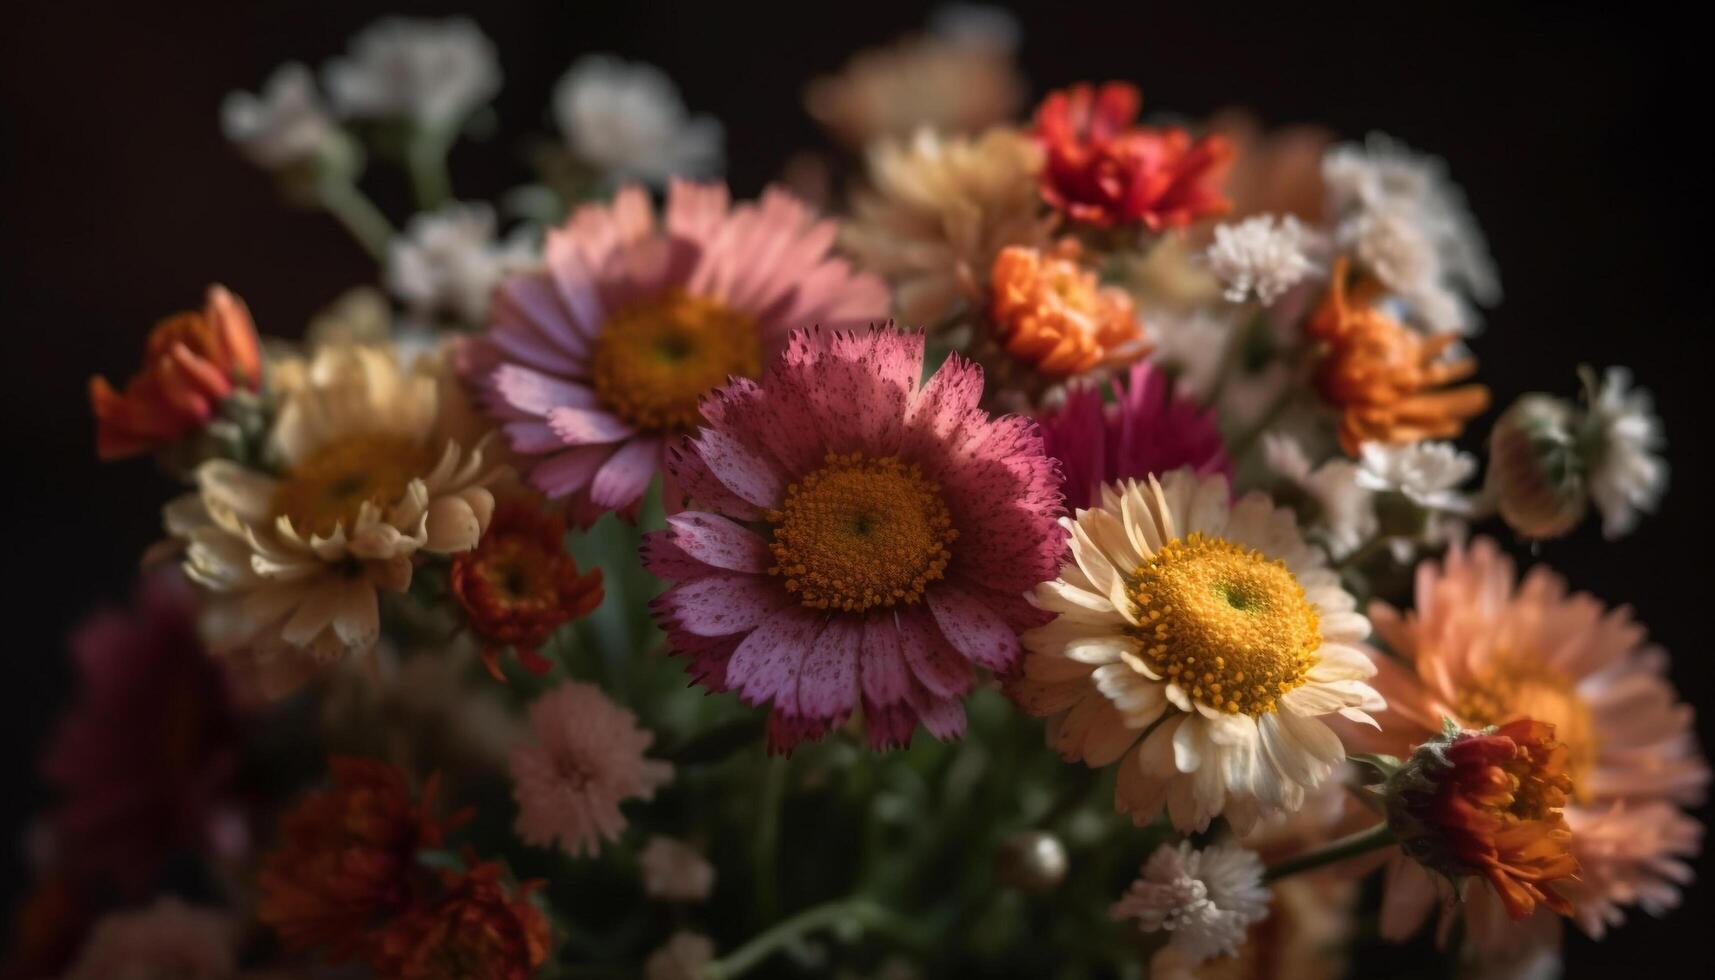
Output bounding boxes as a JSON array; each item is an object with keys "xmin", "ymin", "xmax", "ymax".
[
  {"xmin": 449, "ymin": 493, "xmax": 605, "ymax": 680},
  {"xmin": 88, "ymin": 285, "xmax": 262, "ymax": 460},
  {"xmin": 1034, "ymin": 82, "xmax": 1234, "ymax": 230},
  {"xmin": 1308, "ymin": 258, "xmax": 1489, "ymax": 454},
  {"xmin": 1388, "ymin": 720, "xmax": 1579, "ymax": 921},
  {"xmin": 988, "ymin": 244, "xmax": 1145, "ymax": 375},
  {"xmin": 373, "ymin": 858, "xmax": 551, "ymax": 980},
  {"xmin": 258, "ymin": 757, "xmax": 463, "ymax": 965}
]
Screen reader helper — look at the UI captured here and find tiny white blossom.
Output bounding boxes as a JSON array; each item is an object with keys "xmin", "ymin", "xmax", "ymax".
[
  {"xmin": 554, "ymin": 55, "xmax": 723, "ymax": 185},
  {"xmin": 1205, "ymin": 215, "xmax": 1322, "ymax": 305},
  {"xmin": 1585, "ymin": 367, "xmax": 1667, "ymax": 539},
  {"xmin": 1356, "ymin": 441, "xmax": 1477, "ymax": 513},
  {"xmin": 643, "ymin": 931, "xmax": 716, "ymax": 980},
  {"xmin": 220, "ymin": 63, "xmax": 337, "ymax": 169},
  {"xmin": 386, "ymin": 203, "xmax": 537, "ymax": 325},
  {"xmin": 324, "ymin": 17, "xmax": 500, "ymax": 128},
  {"xmin": 638, "ymin": 836, "xmax": 715, "ymax": 903},
  {"xmin": 1263, "ymin": 434, "xmax": 1376, "ymax": 559},
  {"xmin": 1111, "ymin": 840, "xmax": 1270, "ymax": 962}
]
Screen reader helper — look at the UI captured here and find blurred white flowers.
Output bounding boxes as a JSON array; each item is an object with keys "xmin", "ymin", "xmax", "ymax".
[
  {"xmin": 1585, "ymin": 366, "xmax": 1667, "ymax": 538},
  {"xmin": 1264, "ymin": 433, "xmax": 1376, "ymax": 559},
  {"xmin": 1111, "ymin": 840, "xmax": 1270, "ymax": 962},
  {"xmin": 387, "ymin": 202, "xmax": 537, "ymax": 325},
  {"xmin": 324, "ymin": 16, "xmax": 500, "ymax": 129},
  {"xmin": 553, "ymin": 55, "xmax": 723, "ymax": 184},
  {"xmin": 1356, "ymin": 440, "xmax": 1477, "ymax": 513},
  {"xmin": 1205, "ymin": 214, "xmax": 1322, "ymax": 305},
  {"xmin": 638, "ymin": 835, "xmax": 716, "ymax": 903},
  {"xmin": 220, "ymin": 63, "xmax": 339, "ymax": 169}
]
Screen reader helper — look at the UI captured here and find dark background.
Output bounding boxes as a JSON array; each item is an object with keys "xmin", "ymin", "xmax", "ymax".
[{"xmin": 2, "ymin": 1, "xmax": 1709, "ymax": 973}]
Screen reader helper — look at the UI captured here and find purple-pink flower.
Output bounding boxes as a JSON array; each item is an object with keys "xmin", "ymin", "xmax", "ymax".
[
  {"xmin": 644, "ymin": 327, "xmax": 1066, "ymax": 752},
  {"xmin": 460, "ymin": 180, "xmax": 889, "ymax": 525},
  {"xmin": 1036, "ymin": 360, "xmax": 1229, "ymax": 511}
]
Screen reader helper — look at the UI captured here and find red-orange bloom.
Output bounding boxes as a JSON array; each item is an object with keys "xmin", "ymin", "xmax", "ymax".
[
  {"xmin": 373, "ymin": 858, "xmax": 551, "ymax": 980},
  {"xmin": 88, "ymin": 285, "xmax": 262, "ymax": 460},
  {"xmin": 988, "ymin": 244, "xmax": 1146, "ymax": 376},
  {"xmin": 1034, "ymin": 82, "xmax": 1234, "ymax": 230},
  {"xmin": 1391, "ymin": 720, "xmax": 1580, "ymax": 921},
  {"xmin": 258, "ymin": 757, "xmax": 463, "ymax": 965},
  {"xmin": 1307, "ymin": 258, "xmax": 1490, "ymax": 454},
  {"xmin": 449, "ymin": 493, "xmax": 605, "ymax": 680}
]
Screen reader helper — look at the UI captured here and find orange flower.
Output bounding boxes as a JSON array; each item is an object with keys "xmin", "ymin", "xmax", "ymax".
[
  {"xmin": 1387, "ymin": 720, "xmax": 1579, "ymax": 921},
  {"xmin": 988, "ymin": 244, "xmax": 1146, "ymax": 376},
  {"xmin": 258, "ymin": 758, "xmax": 463, "ymax": 965},
  {"xmin": 1307, "ymin": 258, "xmax": 1489, "ymax": 454},
  {"xmin": 1034, "ymin": 82, "xmax": 1234, "ymax": 230},
  {"xmin": 373, "ymin": 858, "xmax": 551, "ymax": 980},
  {"xmin": 449, "ymin": 493, "xmax": 605, "ymax": 680},
  {"xmin": 88, "ymin": 285, "xmax": 262, "ymax": 460}
]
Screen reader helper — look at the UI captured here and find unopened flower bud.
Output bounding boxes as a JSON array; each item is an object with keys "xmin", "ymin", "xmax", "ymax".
[
  {"xmin": 1486, "ymin": 394, "xmax": 1587, "ymax": 539},
  {"xmin": 996, "ymin": 830, "xmax": 1069, "ymax": 893}
]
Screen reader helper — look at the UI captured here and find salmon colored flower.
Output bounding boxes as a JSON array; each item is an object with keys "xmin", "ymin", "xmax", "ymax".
[
  {"xmin": 1033, "ymin": 82, "xmax": 1234, "ymax": 230},
  {"xmin": 88, "ymin": 285, "xmax": 262, "ymax": 460},
  {"xmin": 987, "ymin": 244, "xmax": 1145, "ymax": 376},
  {"xmin": 449, "ymin": 492, "xmax": 605, "ymax": 680},
  {"xmin": 373, "ymin": 859, "xmax": 551, "ymax": 980},
  {"xmin": 1387, "ymin": 720, "xmax": 1579, "ymax": 921},
  {"xmin": 258, "ymin": 758, "xmax": 463, "ymax": 965},
  {"xmin": 1307, "ymin": 258, "xmax": 1489, "ymax": 454}
]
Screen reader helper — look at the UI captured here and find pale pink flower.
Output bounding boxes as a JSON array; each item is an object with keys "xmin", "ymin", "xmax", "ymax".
[
  {"xmin": 64, "ymin": 896, "xmax": 237, "ymax": 980},
  {"xmin": 460, "ymin": 180, "xmax": 889, "ymax": 525},
  {"xmin": 1035, "ymin": 360, "xmax": 1229, "ymax": 511},
  {"xmin": 1345, "ymin": 538, "xmax": 1707, "ymax": 955},
  {"xmin": 639, "ymin": 835, "xmax": 715, "ymax": 903},
  {"xmin": 510, "ymin": 681, "xmax": 674, "ymax": 857},
  {"xmin": 644, "ymin": 328, "xmax": 1065, "ymax": 752}
]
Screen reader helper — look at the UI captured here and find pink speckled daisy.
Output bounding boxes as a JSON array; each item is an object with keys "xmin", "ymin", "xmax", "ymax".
[
  {"xmin": 1036, "ymin": 360, "xmax": 1229, "ymax": 511},
  {"xmin": 460, "ymin": 180, "xmax": 889, "ymax": 525},
  {"xmin": 644, "ymin": 327, "xmax": 1066, "ymax": 752},
  {"xmin": 510, "ymin": 681, "xmax": 673, "ymax": 857}
]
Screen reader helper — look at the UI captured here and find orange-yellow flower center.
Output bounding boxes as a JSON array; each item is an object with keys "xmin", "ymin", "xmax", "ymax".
[
  {"xmin": 270, "ymin": 434, "xmax": 433, "ymax": 538},
  {"xmin": 766, "ymin": 453, "xmax": 959, "ymax": 612},
  {"xmin": 590, "ymin": 289, "xmax": 761, "ymax": 432},
  {"xmin": 1130, "ymin": 533, "xmax": 1322, "ymax": 716},
  {"xmin": 988, "ymin": 245, "xmax": 1142, "ymax": 376},
  {"xmin": 1457, "ymin": 657, "xmax": 1597, "ymax": 801}
]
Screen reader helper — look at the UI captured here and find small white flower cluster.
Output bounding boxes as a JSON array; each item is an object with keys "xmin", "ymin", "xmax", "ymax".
[
  {"xmin": 554, "ymin": 55, "xmax": 724, "ymax": 185},
  {"xmin": 220, "ymin": 64, "xmax": 337, "ymax": 169},
  {"xmin": 638, "ymin": 835, "xmax": 716, "ymax": 903},
  {"xmin": 1585, "ymin": 367, "xmax": 1668, "ymax": 538},
  {"xmin": 1357, "ymin": 441, "xmax": 1477, "ymax": 514},
  {"xmin": 324, "ymin": 17, "xmax": 500, "ymax": 129},
  {"xmin": 1323, "ymin": 134, "xmax": 1499, "ymax": 335},
  {"xmin": 386, "ymin": 203, "xmax": 538, "ymax": 326},
  {"xmin": 1111, "ymin": 841, "xmax": 1271, "ymax": 962},
  {"xmin": 1205, "ymin": 214, "xmax": 1323, "ymax": 305},
  {"xmin": 1264, "ymin": 434, "xmax": 1375, "ymax": 559}
]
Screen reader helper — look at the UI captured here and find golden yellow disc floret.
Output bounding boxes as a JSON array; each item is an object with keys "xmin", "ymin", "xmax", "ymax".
[
  {"xmin": 1131, "ymin": 533, "xmax": 1321, "ymax": 716},
  {"xmin": 270, "ymin": 434, "xmax": 433, "ymax": 538},
  {"xmin": 589, "ymin": 290, "xmax": 761, "ymax": 433},
  {"xmin": 767, "ymin": 453, "xmax": 959, "ymax": 613}
]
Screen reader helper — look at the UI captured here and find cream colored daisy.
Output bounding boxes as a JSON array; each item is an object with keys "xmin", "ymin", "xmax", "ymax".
[
  {"xmin": 1009, "ymin": 469, "xmax": 1382, "ymax": 833},
  {"xmin": 842, "ymin": 127, "xmax": 1049, "ymax": 327},
  {"xmin": 166, "ymin": 344, "xmax": 496, "ymax": 696}
]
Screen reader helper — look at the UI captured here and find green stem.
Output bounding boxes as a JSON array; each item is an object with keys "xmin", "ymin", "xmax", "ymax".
[
  {"xmin": 317, "ymin": 179, "xmax": 395, "ymax": 262},
  {"xmin": 702, "ymin": 898, "xmax": 919, "ymax": 980},
  {"xmin": 1263, "ymin": 822, "xmax": 1396, "ymax": 882},
  {"xmin": 407, "ymin": 127, "xmax": 455, "ymax": 211},
  {"xmin": 752, "ymin": 756, "xmax": 787, "ymax": 922}
]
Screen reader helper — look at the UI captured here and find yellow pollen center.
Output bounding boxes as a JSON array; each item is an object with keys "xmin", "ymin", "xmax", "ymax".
[
  {"xmin": 589, "ymin": 289, "xmax": 761, "ymax": 432},
  {"xmin": 1130, "ymin": 533, "xmax": 1322, "ymax": 716},
  {"xmin": 767, "ymin": 453, "xmax": 959, "ymax": 613},
  {"xmin": 1457, "ymin": 657, "xmax": 1596, "ymax": 801},
  {"xmin": 269, "ymin": 434, "xmax": 432, "ymax": 538}
]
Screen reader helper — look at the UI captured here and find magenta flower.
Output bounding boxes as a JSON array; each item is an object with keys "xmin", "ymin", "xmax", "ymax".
[
  {"xmin": 41, "ymin": 571, "xmax": 241, "ymax": 892},
  {"xmin": 1036, "ymin": 360, "xmax": 1229, "ymax": 511},
  {"xmin": 644, "ymin": 328, "xmax": 1066, "ymax": 752},
  {"xmin": 460, "ymin": 180, "xmax": 889, "ymax": 525}
]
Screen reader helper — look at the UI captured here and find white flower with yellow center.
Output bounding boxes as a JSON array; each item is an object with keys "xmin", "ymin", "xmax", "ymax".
[
  {"xmin": 166, "ymin": 345, "xmax": 496, "ymax": 696},
  {"xmin": 1010, "ymin": 469, "xmax": 1383, "ymax": 833}
]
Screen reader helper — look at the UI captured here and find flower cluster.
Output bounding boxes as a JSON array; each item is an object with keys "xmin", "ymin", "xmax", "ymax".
[{"xmin": 22, "ymin": 10, "xmax": 1699, "ymax": 980}]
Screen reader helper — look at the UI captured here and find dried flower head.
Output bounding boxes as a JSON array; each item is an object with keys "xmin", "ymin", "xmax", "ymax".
[
  {"xmin": 1111, "ymin": 840, "xmax": 1270, "ymax": 962},
  {"xmin": 373, "ymin": 859, "xmax": 551, "ymax": 980}
]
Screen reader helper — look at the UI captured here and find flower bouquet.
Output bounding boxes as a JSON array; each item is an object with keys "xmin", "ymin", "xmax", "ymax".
[{"xmin": 16, "ymin": 9, "xmax": 1702, "ymax": 980}]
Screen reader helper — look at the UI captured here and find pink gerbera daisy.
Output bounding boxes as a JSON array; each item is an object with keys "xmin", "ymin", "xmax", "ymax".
[
  {"xmin": 1343, "ymin": 538, "xmax": 1708, "ymax": 955},
  {"xmin": 643, "ymin": 327, "xmax": 1066, "ymax": 752},
  {"xmin": 1036, "ymin": 360, "xmax": 1229, "ymax": 511},
  {"xmin": 510, "ymin": 681, "xmax": 673, "ymax": 857},
  {"xmin": 460, "ymin": 180, "xmax": 889, "ymax": 525}
]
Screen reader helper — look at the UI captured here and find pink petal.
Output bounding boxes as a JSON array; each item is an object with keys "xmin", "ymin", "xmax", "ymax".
[
  {"xmin": 796, "ymin": 617, "xmax": 861, "ymax": 720},
  {"xmin": 528, "ymin": 445, "xmax": 611, "ymax": 498},
  {"xmin": 906, "ymin": 684, "xmax": 967, "ymax": 742},
  {"xmin": 588, "ymin": 437, "xmax": 661, "ymax": 509},
  {"xmin": 665, "ymin": 512, "xmax": 772, "ymax": 574},
  {"xmin": 661, "ymin": 574, "xmax": 787, "ymax": 638},
  {"xmin": 927, "ymin": 583, "xmax": 1021, "ymax": 673},
  {"xmin": 725, "ymin": 604, "xmax": 823, "ymax": 709},
  {"xmin": 896, "ymin": 605, "xmax": 972, "ymax": 698},
  {"xmin": 690, "ymin": 427, "xmax": 784, "ymax": 508},
  {"xmin": 859, "ymin": 614, "xmax": 912, "ymax": 707},
  {"xmin": 548, "ymin": 406, "xmax": 635, "ymax": 446},
  {"xmin": 506, "ymin": 420, "xmax": 568, "ymax": 455},
  {"xmin": 493, "ymin": 364, "xmax": 598, "ymax": 417},
  {"xmin": 642, "ymin": 531, "xmax": 723, "ymax": 583}
]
